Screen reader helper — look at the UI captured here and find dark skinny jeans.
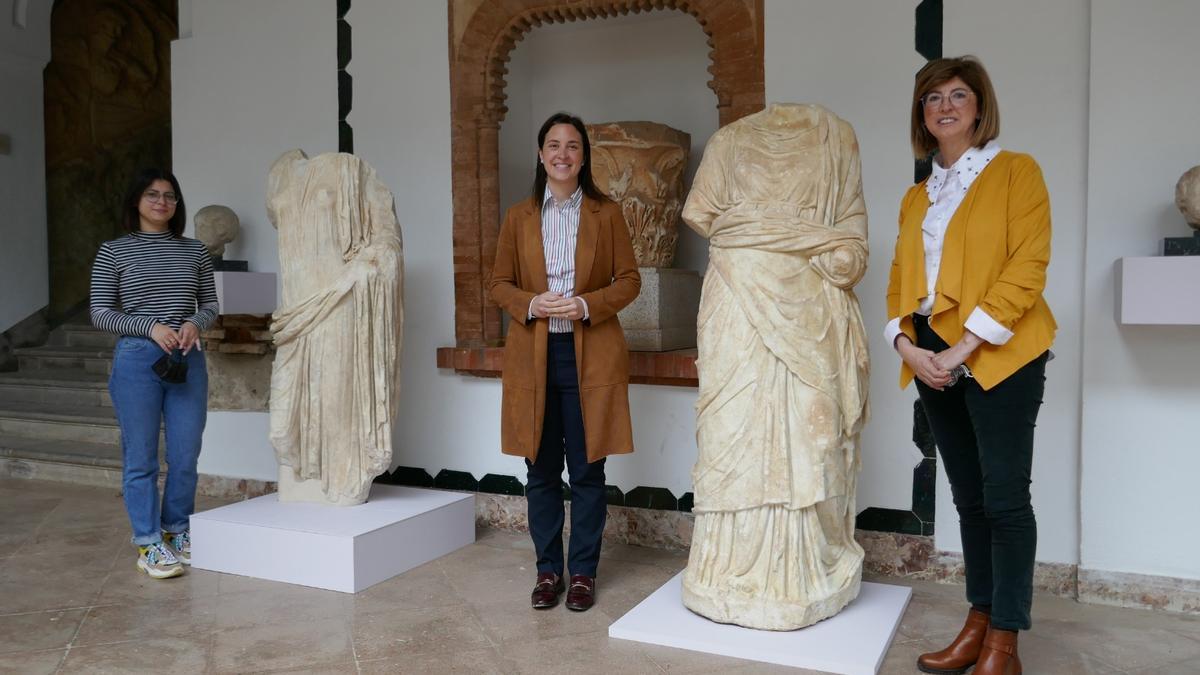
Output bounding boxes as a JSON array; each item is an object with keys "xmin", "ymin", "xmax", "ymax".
[{"xmin": 913, "ymin": 314, "xmax": 1046, "ymax": 631}]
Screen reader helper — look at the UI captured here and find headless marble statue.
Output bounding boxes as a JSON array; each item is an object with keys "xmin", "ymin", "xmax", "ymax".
[
  {"xmin": 680, "ymin": 104, "xmax": 870, "ymax": 629},
  {"xmin": 266, "ymin": 149, "xmax": 405, "ymax": 506}
]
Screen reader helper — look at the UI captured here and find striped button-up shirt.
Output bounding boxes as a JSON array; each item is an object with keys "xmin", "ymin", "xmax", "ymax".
[{"xmin": 542, "ymin": 185, "xmax": 583, "ymax": 333}]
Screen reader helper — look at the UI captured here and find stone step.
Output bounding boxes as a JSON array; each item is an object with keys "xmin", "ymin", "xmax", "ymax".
[
  {"xmin": 0, "ymin": 432, "xmax": 122, "ymax": 469},
  {"xmin": 61, "ymin": 324, "xmax": 117, "ymax": 349},
  {"xmin": 0, "ymin": 401, "xmax": 125, "ymax": 445},
  {"xmin": 14, "ymin": 346, "xmax": 114, "ymax": 375},
  {"xmin": 0, "ymin": 371, "xmax": 111, "ymax": 408}
]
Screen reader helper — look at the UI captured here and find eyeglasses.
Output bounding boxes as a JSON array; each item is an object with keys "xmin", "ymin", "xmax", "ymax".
[
  {"xmin": 921, "ymin": 89, "xmax": 973, "ymax": 109},
  {"xmin": 143, "ymin": 190, "xmax": 179, "ymax": 205}
]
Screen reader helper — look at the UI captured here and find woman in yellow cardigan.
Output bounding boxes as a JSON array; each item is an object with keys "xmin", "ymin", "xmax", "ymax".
[{"xmin": 886, "ymin": 56, "xmax": 1055, "ymax": 675}]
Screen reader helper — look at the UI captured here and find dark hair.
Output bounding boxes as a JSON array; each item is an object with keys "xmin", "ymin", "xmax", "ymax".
[
  {"xmin": 910, "ymin": 55, "xmax": 1000, "ymax": 158},
  {"xmin": 530, "ymin": 112, "xmax": 606, "ymax": 209},
  {"xmin": 121, "ymin": 168, "xmax": 186, "ymax": 236}
]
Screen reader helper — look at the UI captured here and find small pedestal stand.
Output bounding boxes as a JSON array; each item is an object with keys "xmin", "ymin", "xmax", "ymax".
[
  {"xmin": 609, "ymin": 573, "xmax": 911, "ymax": 675},
  {"xmin": 191, "ymin": 485, "xmax": 474, "ymax": 593}
]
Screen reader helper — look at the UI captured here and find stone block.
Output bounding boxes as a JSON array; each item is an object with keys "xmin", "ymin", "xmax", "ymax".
[
  {"xmin": 618, "ymin": 267, "xmax": 701, "ymax": 351},
  {"xmin": 207, "ymin": 351, "xmax": 273, "ymax": 411}
]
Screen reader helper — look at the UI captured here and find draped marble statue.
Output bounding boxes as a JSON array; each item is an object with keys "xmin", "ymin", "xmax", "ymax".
[
  {"xmin": 680, "ymin": 104, "xmax": 870, "ymax": 630},
  {"xmin": 266, "ymin": 150, "xmax": 405, "ymax": 506}
]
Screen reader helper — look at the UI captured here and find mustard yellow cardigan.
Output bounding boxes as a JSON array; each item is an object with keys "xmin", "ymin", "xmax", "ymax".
[{"xmin": 886, "ymin": 150, "xmax": 1057, "ymax": 391}]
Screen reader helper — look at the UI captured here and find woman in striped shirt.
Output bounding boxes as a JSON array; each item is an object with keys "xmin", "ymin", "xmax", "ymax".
[{"xmin": 90, "ymin": 168, "xmax": 218, "ymax": 579}]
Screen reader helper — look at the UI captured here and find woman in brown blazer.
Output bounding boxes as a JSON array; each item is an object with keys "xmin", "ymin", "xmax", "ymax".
[{"xmin": 489, "ymin": 112, "xmax": 640, "ymax": 612}]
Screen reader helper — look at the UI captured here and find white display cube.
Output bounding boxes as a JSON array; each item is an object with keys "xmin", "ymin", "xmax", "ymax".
[
  {"xmin": 191, "ymin": 485, "xmax": 475, "ymax": 593},
  {"xmin": 609, "ymin": 573, "xmax": 911, "ymax": 675}
]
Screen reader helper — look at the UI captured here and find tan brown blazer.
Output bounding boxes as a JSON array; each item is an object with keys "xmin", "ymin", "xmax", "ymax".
[{"xmin": 488, "ymin": 195, "xmax": 641, "ymax": 462}]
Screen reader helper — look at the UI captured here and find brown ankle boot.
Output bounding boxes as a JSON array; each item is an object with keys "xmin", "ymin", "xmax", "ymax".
[
  {"xmin": 916, "ymin": 607, "xmax": 990, "ymax": 674},
  {"xmin": 974, "ymin": 627, "xmax": 1022, "ymax": 675}
]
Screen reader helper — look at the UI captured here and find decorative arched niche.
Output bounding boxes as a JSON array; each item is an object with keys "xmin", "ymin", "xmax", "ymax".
[{"xmin": 446, "ymin": 0, "xmax": 764, "ymax": 351}]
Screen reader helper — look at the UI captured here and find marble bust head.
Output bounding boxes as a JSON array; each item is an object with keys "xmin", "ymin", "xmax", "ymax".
[
  {"xmin": 195, "ymin": 204, "xmax": 240, "ymax": 256},
  {"xmin": 1176, "ymin": 166, "xmax": 1200, "ymax": 229}
]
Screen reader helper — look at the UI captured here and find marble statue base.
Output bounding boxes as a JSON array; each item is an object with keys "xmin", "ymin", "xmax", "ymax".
[
  {"xmin": 191, "ymin": 484, "xmax": 474, "ymax": 593},
  {"xmin": 618, "ymin": 267, "xmax": 701, "ymax": 351},
  {"xmin": 609, "ymin": 572, "xmax": 911, "ymax": 675},
  {"xmin": 278, "ymin": 465, "xmax": 368, "ymax": 506}
]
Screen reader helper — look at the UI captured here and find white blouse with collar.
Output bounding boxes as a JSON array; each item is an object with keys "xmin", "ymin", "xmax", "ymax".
[{"xmin": 885, "ymin": 141, "xmax": 1013, "ymax": 349}]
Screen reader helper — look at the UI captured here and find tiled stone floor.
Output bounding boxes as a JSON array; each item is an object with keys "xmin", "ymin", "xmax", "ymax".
[{"xmin": 2, "ymin": 478, "xmax": 1199, "ymax": 674}]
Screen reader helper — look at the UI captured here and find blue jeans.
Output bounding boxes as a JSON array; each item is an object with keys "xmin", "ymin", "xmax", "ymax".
[{"xmin": 108, "ymin": 336, "xmax": 208, "ymax": 546}]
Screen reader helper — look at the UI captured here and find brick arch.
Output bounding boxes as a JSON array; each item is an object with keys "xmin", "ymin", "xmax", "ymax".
[{"xmin": 448, "ymin": 0, "xmax": 764, "ymax": 347}]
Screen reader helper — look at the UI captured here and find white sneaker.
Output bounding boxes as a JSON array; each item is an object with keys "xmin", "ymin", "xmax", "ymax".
[
  {"xmin": 137, "ymin": 541, "xmax": 184, "ymax": 579},
  {"xmin": 163, "ymin": 530, "xmax": 191, "ymax": 565}
]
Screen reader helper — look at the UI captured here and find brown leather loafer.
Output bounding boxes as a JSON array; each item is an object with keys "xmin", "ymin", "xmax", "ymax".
[
  {"xmin": 917, "ymin": 607, "xmax": 990, "ymax": 674},
  {"xmin": 565, "ymin": 575, "xmax": 595, "ymax": 611},
  {"xmin": 531, "ymin": 572, "xmax": 564, "ymax": 610}
]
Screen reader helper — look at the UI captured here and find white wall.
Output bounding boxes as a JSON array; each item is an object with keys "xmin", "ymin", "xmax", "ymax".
[
  {"xmin": 197, "ymin": 411, "xmax": 277, "ymax": 480},
  {"xmin": 940, "ymin": 0, "xmax": 1089, "ymax": 565},
  {"xmin": 1080, "ymin": 0, "xmax": 1200, "ymax": 580},
  {"xmin": 498, "ymin": 10, "xmax": 717, "ymax": 273},
  {"xmin": 0, "ymin": 0, "xmax": 51, "ymax": 331},
  {"xmin": 173, "ymin": 0, "xmax": 337, "ymax": 478},
  {"xmin": 765, "ymin": 0, "xmax": 926, "ymax": 515},
  {"xmin": 172, "ymin": 0, "xmax": 337, "ymax": 274},
  {"xmin": 766, "ymin": 0, "xmax": 1087, "ymax": 564},
  {"xmin": 166, "ymin": 0, "xmax": 1200, "ymax": 583},
  {"xmin": 181, "ymin": 0, "xmax": 1097, "ymax": 518},
  {"xmin": 351, "ymin": 2, "xmax": 707, "ymax": 497},
  {"xmin": 175, "ymin": 1, "xmax": 705, "ymax": 492},
  {"xmin": 498, "ymin": 32, "xmax": 533, "ymax": 222},
  {"xmin": 764, "ymin": 0, "xmax": 1090, "ymax": 564}
]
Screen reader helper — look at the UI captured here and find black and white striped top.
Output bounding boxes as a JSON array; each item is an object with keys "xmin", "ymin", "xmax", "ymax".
[{"xmin": 90, "ymin": 230, "xmax": 220, "ymax": 337}]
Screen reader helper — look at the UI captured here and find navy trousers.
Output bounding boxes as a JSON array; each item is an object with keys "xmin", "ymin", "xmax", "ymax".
[
  {"xmin": 525, "ymin": 333, "xmax": 607, "ymax": 577},
  {"xmin": 913, "ymin": 314, "xmax": 1046, "ymax": 631}
]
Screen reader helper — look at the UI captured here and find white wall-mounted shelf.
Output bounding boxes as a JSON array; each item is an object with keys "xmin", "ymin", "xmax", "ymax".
[{"xmin": 1115, "ymin": 256, "xmax": 1200, "ymax": 325}]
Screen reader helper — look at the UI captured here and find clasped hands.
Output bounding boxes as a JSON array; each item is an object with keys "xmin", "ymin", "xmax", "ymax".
[
  {"xmin": 531, "ymin": 292, "xmax": 584, "ymax": 321},
  {"xmin": 151, "ymin": 322, "xmax": 200, "ymax": 354},
  {"xmin": 896, "ymin": 335, "xmax": 976, "ymax": 391}
]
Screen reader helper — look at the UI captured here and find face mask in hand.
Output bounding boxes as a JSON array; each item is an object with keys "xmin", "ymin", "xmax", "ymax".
[{"xmin": 152, "ymin": 352, "xmax": 188, "ymax": 383}]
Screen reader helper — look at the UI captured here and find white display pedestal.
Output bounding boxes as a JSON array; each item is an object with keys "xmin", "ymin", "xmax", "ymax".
[
  {"xmin": 191, "ymin": 485, "xmax": 474, "ymax": 593},
  {"xmin": 609, "ymin": 573, "xmax": 911, "ymax": 675},
  {"xmin": 213, "ymin": 271, "xmax": 277, "ymax": 314}
]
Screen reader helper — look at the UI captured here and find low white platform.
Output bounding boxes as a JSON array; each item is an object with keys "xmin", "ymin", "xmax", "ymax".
[
  {"xmin": 609, "ymin": 573, "xmax": 911, "ymax": 675},
  {"xmin": 191, "ymin": 485, "xmax": 474, "ymax": 593}
]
